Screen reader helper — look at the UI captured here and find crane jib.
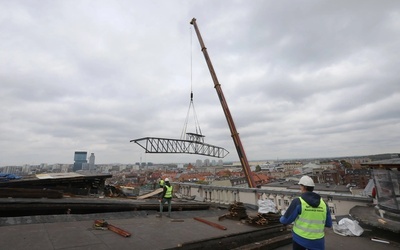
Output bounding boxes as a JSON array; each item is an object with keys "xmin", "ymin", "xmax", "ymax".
[{"xmin": 190, "ymin": 18, "xmax": 256, "ymax": 188}]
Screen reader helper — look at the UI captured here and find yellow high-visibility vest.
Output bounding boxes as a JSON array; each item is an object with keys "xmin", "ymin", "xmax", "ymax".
[
  {"xmin": 293, "ymin": 197, "xmax": 326, "ymax": 239},
  {"xmin": 164, "ymin": 185, "xmax": 173, "ymax": 198}
]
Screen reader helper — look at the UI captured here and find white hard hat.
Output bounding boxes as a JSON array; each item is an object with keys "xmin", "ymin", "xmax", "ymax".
[
  {"xmin": 164, "ymin": 178, "xmax": 169, "ymax": 182},
  {"xmin": 298, "ymin": 176, "xmax": 315, "ymax": 187}
]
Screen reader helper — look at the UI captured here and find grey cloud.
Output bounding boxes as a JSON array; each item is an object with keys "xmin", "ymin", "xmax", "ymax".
[{"xmin": 1, "ymin": 1, "xmax": 399, "ymax": 165}]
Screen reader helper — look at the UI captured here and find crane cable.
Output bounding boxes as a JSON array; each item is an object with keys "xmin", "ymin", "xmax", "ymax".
[{"xmin": 181, "ymin": 26, "xmax": 203, "ymax": 140}]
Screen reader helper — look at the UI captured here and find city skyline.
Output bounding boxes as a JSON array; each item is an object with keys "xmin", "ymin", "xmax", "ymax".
[
  {"xmin": 1, "ymin": 1, "xmax": 399, "ymax": 166},
  {"xmin": 1, "ymin": 152, "xmax": 396, "ymax": 168}
]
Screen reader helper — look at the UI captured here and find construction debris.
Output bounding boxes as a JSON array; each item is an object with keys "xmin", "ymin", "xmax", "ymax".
[
  {"xmin": 246, "ymin": 212, "xmax": 281, "ymax": 226},
  {"xmin": 93, "ymin": 219, "xmax": 131, "ymax": 237},
  {"xmin": 218, "ymin": 202, "xmax": 248, "ymax": 221},
  {"xmin": 371, "ymin": 237, "xmax": 390, "ymax": 244},
  {"xmin": 217, "ymin": 201, "xmax": 281, "ymax": 227},
  {"xmin": 378, "ymin": 218, "xmax": 387, "ymax": 225}
]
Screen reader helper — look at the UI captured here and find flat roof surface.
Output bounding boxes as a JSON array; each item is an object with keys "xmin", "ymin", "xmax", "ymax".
[{"xmin": 1, "ymin": 206, "xmax": 399, "ymax": 250}]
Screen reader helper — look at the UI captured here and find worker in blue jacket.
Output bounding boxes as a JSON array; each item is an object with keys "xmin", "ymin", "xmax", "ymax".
[{"xmin": 280, "ymin": 176, "xmax": 332, "ymax": 250}]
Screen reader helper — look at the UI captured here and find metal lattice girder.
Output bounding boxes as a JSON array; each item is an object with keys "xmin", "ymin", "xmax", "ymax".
[{"xmin": 130, "ymin": 137, "xmax": 229, "ymax": 158}]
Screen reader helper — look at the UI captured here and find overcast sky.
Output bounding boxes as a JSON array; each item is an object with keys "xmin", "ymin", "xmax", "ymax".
[{"xmin": 1, "ymin": 1, "xmax": 399, "ymax": 166}]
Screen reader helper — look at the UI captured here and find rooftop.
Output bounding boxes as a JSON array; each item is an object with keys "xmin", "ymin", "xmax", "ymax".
[{"xmin": 1, "ymin": 200, "xmax": 399, "ymax": 250}]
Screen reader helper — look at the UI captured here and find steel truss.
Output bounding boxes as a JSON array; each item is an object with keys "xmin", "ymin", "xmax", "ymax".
[{"xmin": 130, "ymin": 137, "xmax": 229, "ymax": 158}]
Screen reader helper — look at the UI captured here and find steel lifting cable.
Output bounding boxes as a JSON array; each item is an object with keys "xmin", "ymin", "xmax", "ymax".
[{"xmin": 181, "ymin": 26, "xmax": 203, "ymax": 140}]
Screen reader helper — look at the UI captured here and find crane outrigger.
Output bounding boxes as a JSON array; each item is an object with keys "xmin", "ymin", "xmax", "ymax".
[{"xmin": 190, "ymin": 18, "xmax": 256, "ymax": 188}]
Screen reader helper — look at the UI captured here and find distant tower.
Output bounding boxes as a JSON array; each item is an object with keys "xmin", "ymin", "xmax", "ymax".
[
  {"xmin": 73, "ymin": 151, "xmax": 87, "ymax": 172},
  {"xmin": 89, "ymin": 153, "xmax": 95, "ymax": 171},
  {"xmin": 195, "ymin": 159, "xmax": 203, "ymax": 167}
]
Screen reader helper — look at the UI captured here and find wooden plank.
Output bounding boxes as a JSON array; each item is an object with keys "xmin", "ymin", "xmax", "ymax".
[
  {"xmin": 137, "ymin": 188, "xmax": 163, "ymax": 199},
  {"xmin": 193, "ymin": 217, "xmax": 227, "ymax": 230},
  {"xmin": 94, "ymin": 220, "xmax": 131, "ymax": 237}
]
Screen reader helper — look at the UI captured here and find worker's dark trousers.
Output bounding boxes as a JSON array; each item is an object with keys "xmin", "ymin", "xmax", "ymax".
[
  {"xmin": 160, "ymin": 197, "xmax": 172, "ymax": 216},
  {"xmin": 293, "ymin": 240, "xmax": 307, "ymax": 250}
]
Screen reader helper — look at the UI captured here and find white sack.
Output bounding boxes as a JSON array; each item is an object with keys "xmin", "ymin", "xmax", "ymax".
[
  {"xmin": 333, "ymin": 218, "xmax": 364, "ymax": 236},
  {"xmin": 258, "ymin": 199, "xmax": 277, "ymax": 214}
]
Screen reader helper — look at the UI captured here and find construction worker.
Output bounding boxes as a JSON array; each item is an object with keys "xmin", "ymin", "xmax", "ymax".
[
  {"xmin": 280, "ymin": 176, "xmax": 332, "ymax": 250},
  {"xmin": 158, "ymin": 178, "xmax": 173, "ymax": 217},
  {"xmin": 159, "ymin": 178, "xmax": 165, "ymax": 188}
]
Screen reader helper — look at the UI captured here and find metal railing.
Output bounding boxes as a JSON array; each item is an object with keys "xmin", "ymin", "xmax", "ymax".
[{"xmin": 174, "ymin": 182, "xmax": 372, "ymax": 216}]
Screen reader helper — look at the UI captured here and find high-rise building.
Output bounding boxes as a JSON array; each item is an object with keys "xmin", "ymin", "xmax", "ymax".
[
  {"xmin": 195, "ymin": 159, "xmax": 203, "ymax": 167},
  {"xmin": 89, "ymin": 153, "xmax": 95, "ymax": 171},
  {"xmin": 73, "ymin": 151, "xmax": 87, "ymax": 172}
]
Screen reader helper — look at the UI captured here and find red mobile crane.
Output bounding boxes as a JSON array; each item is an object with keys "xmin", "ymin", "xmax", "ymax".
[{"xmin": 190, "ymin": 18, "xmax": 256, "ymax": 188}]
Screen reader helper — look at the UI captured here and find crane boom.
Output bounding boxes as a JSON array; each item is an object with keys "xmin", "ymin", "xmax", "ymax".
[{"xmin": 190, "ymin": 18, "xmax": 256, "ymax": 188}]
